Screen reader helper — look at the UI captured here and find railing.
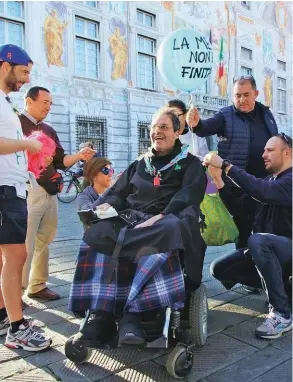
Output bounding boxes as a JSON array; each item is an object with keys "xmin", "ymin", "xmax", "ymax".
[{"xmin": 193, "ymin": 94, "xmax": 229, "ymax": 109}]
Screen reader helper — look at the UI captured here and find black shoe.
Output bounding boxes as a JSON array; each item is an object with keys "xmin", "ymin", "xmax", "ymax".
[
  {"xmin": 73, "ymin": 311, "xmax": 117, "ymax": 347},
  {"xmin": 119, "ymin": 312, "xmax": 145, "ymax": 345}
]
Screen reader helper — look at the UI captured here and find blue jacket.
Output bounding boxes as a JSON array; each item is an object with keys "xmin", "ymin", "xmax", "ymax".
[
  {"xmin": 194, "ymin": 102, "xmax": 278, "ymax": 169},
  {"xmin": 219, "ymin": 166, "xmax": 292, "ymax": 239}
]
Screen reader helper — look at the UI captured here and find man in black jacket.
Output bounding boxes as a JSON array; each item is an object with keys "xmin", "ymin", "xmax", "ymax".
[
  {"xmin": 204, "ymin": 134, "xmax": 292, "ymax": 339},
  {"xmin": 187, "ymin": 76, "xmax": 278, "ymax": 248}
]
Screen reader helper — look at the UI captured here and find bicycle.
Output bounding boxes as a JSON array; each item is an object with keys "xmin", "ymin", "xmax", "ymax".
[{"xmin": 57, "ymin": 169, "xmax": 83, "ymax": 203}]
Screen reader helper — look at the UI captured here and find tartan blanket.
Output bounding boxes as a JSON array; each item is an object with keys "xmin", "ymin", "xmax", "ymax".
[{"xmin": 69, "ymin": 241, "xmax": 185, "ymax": 314}]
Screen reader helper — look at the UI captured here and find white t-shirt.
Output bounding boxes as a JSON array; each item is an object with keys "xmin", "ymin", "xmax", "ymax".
[
  {"xmin": 179, "ymin": 128, "xmax": 209, "ymax": 160},
  {"xmin": 0, "ymin": 90, "xmax": 28, "ymax": 195}
]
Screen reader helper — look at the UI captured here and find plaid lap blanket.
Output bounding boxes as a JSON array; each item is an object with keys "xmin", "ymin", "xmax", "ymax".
[{"xmin": 69, "ymin": 241, "xmax": 185, "ymax": 314}]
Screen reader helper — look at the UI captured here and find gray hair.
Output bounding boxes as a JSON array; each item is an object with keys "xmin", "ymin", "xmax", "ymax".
[{"xmin": 150, "ymin": 107, "xmax": 180, "ymax": 132}]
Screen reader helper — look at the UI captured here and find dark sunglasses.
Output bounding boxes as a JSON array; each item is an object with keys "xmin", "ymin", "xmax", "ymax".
[
  {"xmin": 101, "ymin": 167, "xmax": 114, "ymax": 175},
  {"xmin": 278, "ymin": 133, "xmax": 292, "ymax": 148}
]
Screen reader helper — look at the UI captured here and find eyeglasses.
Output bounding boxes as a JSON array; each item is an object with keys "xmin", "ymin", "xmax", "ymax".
[
  {"xmin": 278, "ymin": 133, "xmax": 292, "ymax": 148},
  {"xmin": 101, "ymin": 167, "xmax": 114, "ymax": 175},
  {"xmin": 149, "ymin": 124, "xmax": 171, "ymax": 130},
  {"xmin": 176, "ymin": 112, "xmax": 185, "ymax": 117}
]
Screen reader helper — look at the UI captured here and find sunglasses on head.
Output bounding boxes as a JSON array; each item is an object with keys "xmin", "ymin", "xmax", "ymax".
[
  {"xmin": 233, "ymin": 75, "xmax": 256, "ymax": 86},
  {"xmin": 278, "ymin": 133, "xmax": 292, "ymax": 148},
  {"xmin": 101, "ymin": 167, "xmax": 114, "ymax": 175}
]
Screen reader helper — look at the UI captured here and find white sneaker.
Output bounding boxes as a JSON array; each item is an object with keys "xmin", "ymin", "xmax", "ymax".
[
  {"xmin": 255, "ymin": 312, "xmax": 292, "ymax": 339},
  {"xmin": 5, "ymin": 320, "xmax": 51, "ymax": 351}
]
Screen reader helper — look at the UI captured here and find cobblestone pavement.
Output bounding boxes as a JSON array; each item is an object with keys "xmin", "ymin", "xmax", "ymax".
[{"xmin": 1, "ymin": 201, "xmax": 291, "ymax": 381}]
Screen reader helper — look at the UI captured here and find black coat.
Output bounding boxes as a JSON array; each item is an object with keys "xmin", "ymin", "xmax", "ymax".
[{"xmin": 83, "ymin": 142, "xmax": 207, "ymax": 284}]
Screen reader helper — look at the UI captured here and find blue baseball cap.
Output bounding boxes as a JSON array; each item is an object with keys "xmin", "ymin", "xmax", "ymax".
[{"xmin": 0, "ymin": 44, "xmax": 33, "ymax": 66}]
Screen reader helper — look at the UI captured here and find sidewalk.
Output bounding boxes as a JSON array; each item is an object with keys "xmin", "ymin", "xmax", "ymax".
[{"xmin": 0, "ymin": 201, "xmax": 291, "ymax": 381}]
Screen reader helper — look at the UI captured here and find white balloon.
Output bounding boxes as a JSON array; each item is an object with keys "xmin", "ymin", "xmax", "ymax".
[{"xmin": 157, "ymin": 28, "xmax": 214, "ymax": 93}]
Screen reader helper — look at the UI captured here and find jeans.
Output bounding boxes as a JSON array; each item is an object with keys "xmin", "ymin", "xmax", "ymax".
[
  {"xmin": 210, "ymin": 248, "xmax": 262, "ymax": 289},
  {"xmin": 248, "ymin": 233, "xmax": 292, "ymax": 317},
  {"xmin": 211, "ymin": 233, "xmax": 292, "ymax": 317}
]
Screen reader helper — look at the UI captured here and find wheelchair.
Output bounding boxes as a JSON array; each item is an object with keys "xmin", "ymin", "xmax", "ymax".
[
  {"xmin": 65, "ymin": 280, "xmax": 208, "ymax": 379},
  {"xmin": 66, "ymin": 210, "xmax": 208, "ymax": 379}
]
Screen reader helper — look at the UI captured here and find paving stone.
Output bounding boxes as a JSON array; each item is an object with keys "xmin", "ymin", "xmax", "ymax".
[
  {"xmin": 48, "ymin": 270, "xmax": 75, "ymax": 286},
  {"xmin": 50, "ymin": 283, "xmax": 72, "ymax": 298},
  {"xmin": 207, "ymin": 303, "xmax": 260, "ymax": 337},
  {"xmin": 49, "ymin": 253, "xmax": 78, "ymax": 266},
  {"xmin": 207, "ymin": 346, "xmax": 291, "ymax": 382},
  {"xmin": 251, "ymin": 359, "xmax": 292, "ymax": 382},
  {"xmin": 208, "ymin": 291, "xmax": 242, "ymax": 309},
  {"xmin": 0, "ymin": 358, "xmax": 34, "ymax": 380},
  {"xmin": 155, "ymin": 333, "xmax": 255, "ymax": 382},
  {"xmin": 5, "ymin": 367, "xmax": 58, "ymax": 381},
  {"xmin": 271, "ymin": 332, "xmax": 292, "ymax": 354},
  {"xmin": 203, "ymin": 279, "xmax": 241, "ymax": 298},
  {"xmin": 32, "ymin": 306, "xmax": 74, "ymax": 327},
  {"xmin": 46, "ymin": 319, "xmax": 81, "ymax": 347},
  {"xmin": 23, "ymin": 297, "xmax": 69, "ymax": 314},
  {"xmin": 48, "ymin": 348, "xmax": 166, "ymax": 382},
  {"xmin": 24, "ymin": 346, "xmax": 66, "ymax": 369},
  {"xmin": 50, "ymin": 260, "xmax": 77, "ymax": 273},
  {"xmin": 223, "ymin": 314, "xmax": 287, "ymax": 350},
  {"xmin": 202, "ymin": 266, "xmax": 213, "ymax": 283},
  {"xmin": 0, "ymin": 344, "xmax": 22, "ymax": 364},
  {"xmin": 232, "ymin": 292, "xmax": 268, "ymax": 314},
  {"xmin": 101, "ymin": 360, "xmax": 181, "ymax": 382}
]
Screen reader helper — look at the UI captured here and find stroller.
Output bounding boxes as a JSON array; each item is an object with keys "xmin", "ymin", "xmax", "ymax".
[{"xmin": 65, "ymin": 210, "xmax": 208, "ymax": 379}]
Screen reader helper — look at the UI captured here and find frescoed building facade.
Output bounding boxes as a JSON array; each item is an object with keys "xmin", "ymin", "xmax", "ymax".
[{"xmin": 2, "ymin": 1, "xmax": 292, "ymax": 171}]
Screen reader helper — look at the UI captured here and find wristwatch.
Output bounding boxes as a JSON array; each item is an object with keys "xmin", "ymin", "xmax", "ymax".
[{"xmin": 221, "ymin": 159, "xmax": 231, "ymax": 170}]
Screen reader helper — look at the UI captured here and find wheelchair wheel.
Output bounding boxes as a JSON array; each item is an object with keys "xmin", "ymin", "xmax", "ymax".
[
  {"xmin": 188, "ymin": 283, "xmax": 208, "ymax": 346},
  {"xmin": 65, "ymin": 336, "xmax": 92, "ymax": 364},
  {"xmin": 166, "ymin": 345, "xmax": 193, "ymax": 379}
]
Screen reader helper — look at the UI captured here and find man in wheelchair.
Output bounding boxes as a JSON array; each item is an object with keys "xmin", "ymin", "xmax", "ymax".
[{"xmin": 68, "ymin": 108, "xmax": 207, "ymax": 351}]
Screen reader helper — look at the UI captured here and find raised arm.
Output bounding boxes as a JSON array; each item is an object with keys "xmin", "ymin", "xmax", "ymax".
[
  {"xmin": 226, "ymin": 166, "xmax": 292, "ymax": 206},
  {"xmin": 186, "ymin": 107, "xmax": 226, "ymax": 137}
]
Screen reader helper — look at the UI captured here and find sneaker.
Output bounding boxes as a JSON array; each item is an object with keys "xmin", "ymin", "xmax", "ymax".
[
  {"xmin": 0, "ymin": 316, "xmax": 34, "ymax": 336},
  {"xmin": 5, "ymin": 320, "xmax": 52, "ymax": 351},
  {"xmin": 0, "ymin": 316, "xmax": 9, "ymax": 336},
  {"xmin": 255, "ymin": 312, "xmax": 292, "ymax": 339}
]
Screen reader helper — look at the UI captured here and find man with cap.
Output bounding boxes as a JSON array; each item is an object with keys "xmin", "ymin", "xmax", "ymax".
[{"xmin": 0, "ymin": 44, "xmax": 51, "ymax": 351}]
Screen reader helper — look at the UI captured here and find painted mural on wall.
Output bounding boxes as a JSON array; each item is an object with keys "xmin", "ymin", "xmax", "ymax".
[
  {"xmin": 44, "ymin": 2, "xmax": 69, "ymax": 67},
  {"xmin": 262, "ymin": 31, "xmax": 273, "ymax": 66},
  {"xmin": 275, "ymin": 2, "xmax": 289, "ymax": 57},
  {"xmin": 108, "ymin": 18, "xmax": 128, "ymax": 80},
  {"xmin": 106, "ymin": 1, "xmax": 126, "ymax": 15},
  {"xmin": 263, "ymin": 67, "xmax": 274, "ymax": 108}
]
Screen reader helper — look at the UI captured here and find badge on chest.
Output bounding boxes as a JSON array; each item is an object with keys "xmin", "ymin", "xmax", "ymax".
[{"xmin": 153, "ymin": 175, "xmax": 161, "ymax": 186}]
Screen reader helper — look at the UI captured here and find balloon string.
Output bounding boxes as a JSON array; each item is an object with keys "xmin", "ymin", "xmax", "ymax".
[{"xmin": 187, "ymin": 93, "xmax": 196, "ymax": 155}]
